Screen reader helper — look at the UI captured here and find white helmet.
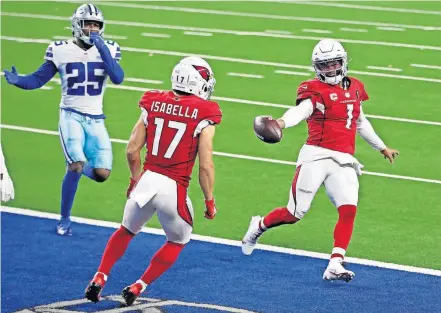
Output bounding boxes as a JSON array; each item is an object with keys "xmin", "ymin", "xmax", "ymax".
[
  {"xmin": 171, "ymin": 57, "xmax": 216, "ymax": 100},
  {"xmin": 312, "ymin": 39, "xmax": 348, "ymax": 85},
  {"xmin": 71, "ymin": 4, "xmax": 105, "ymax": 45}
]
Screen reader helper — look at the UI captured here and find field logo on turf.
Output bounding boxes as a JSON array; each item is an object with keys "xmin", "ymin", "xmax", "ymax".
[{"xmin": 12, "ymin": 296, "xmax": 259, "ymax": 313}]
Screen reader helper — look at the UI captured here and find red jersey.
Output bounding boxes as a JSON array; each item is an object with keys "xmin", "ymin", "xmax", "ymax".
[
  {"xmin": 296, "ymin": 77, "xmax": 369, "ymax": 155},
  {"xmin": 139, "ymin": 91, "xmax": 222, "ymax": 187}
]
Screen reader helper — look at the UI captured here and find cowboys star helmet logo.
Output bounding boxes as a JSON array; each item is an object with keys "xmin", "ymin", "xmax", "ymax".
[{"xmin": 12, "ymin": 296, "xmax": 259, "ymax": 313}]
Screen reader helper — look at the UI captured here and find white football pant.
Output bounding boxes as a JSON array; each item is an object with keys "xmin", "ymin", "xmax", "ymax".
[
  {"xmin": 122, "ymin": 170, "xmax": 194, "ymax": 244},
  {"xmin": 287, "ymin": 158, "xmax": 359, "ymax": 219}
]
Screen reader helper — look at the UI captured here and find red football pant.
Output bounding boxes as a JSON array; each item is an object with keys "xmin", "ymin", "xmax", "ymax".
[
  {"xmin": 98, "ymin": 226, "xmax": 135, "ymax": 275},
  {"xmin": 141, "ymin": 241, "xmax": 185, "ymax": 284},
  {"xmin": 331, "ymin": 205, "xmax": 357, "ymax": 259},
  {"xmin": 261, "ymin": 207, "xmax": 299, "ymax": 230}
]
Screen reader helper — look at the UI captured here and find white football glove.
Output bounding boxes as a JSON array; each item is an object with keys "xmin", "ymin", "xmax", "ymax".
[{"xmin": 1, "ymin": 172, "xmax": 15, "ymax": 202}]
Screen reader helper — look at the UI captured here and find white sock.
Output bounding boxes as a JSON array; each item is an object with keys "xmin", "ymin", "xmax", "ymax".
[
  {"xmin": 330, "ymin": 247, "xmax": 346, "ymax": 262},
  {"xmin": 136, "ymin": 279, "xmax": 148, "ymax": 292},
  {"xmin": 259, "ymin": 218, "xmax": 267, "ymax": 231},
  {"xmin": 95, "ymin": 272, "xmax": 108, "ymax": 281}
]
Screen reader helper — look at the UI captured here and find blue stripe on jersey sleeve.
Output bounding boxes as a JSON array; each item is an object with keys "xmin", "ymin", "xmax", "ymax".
[
  {"xmin": 45, "ymin": 45, "xmax": 54, "ymax": 60},
  {"xmin": 115, "ymin": 46, "xmax": 121, "ymax": 60}
]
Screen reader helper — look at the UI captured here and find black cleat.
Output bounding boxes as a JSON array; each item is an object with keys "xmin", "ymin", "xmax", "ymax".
[
  {"xmin": 85, "ymin": 273, "xmax": 106, "ymax": 303},
  {"xmin": 85, "ymin": 282, "xmax": 102, "ymax": 303},
  {"xmin": 121, "ymin": 282, "xmax": 144, "ymax": 306}
]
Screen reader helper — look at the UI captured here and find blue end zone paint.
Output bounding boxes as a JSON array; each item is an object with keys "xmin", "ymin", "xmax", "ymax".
[{"xmin": 2, "ymin": 212, "xmax": 440, "ymax": 313}]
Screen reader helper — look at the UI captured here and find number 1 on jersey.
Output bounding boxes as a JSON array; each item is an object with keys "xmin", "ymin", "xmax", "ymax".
[
  {"xmin": 346, "ymin": 104, "xmax": 354, "ymax": 129},
  {"xmin": 152, "ymin": 117, "xmax": 187, "ymax": 159}
]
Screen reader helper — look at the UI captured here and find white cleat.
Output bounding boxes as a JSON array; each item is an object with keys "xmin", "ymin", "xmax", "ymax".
[
  {"xmin": 241, "ymin": 216, "xmax": 264, "ymax": 256},
  {"xmin": 323, "ymin": 259, "xmax": 355, "ymax": 283}
]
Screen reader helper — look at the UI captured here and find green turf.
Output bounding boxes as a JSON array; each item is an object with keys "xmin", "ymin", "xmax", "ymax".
[
  {"xmin": 1, "ymin": 1, "xmax": 441, "ymax": 270},
  {"xmin": 127, "ymin": 1, "xmax": 441, "ymax": 27}
]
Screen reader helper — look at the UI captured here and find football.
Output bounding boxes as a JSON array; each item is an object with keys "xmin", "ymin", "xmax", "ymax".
[{"xmin": 253, "ymin": 116, "xmax": 282, "ymax": 144}]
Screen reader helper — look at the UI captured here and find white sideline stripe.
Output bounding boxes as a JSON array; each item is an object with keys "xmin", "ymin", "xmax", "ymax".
[
  {"xmin": 340, "ymin": 28, "xmax": 368, "ymax": 33},
  {"xmin": 103, "ymin": 34, "xmax": 128, "ymax": 40},
  {"xmin": 296, "ymin": 1, "xmax": 441, "ymax": 16},
  {"xmin": 3, "ymin": 11, "xmax": 441, "ymax": 51},
  {"xmin": 52, "ymin": 36, "xmax": 73, "ymax": 40},
  {"xmin": 98, "ymin": 48, "xmax": 441, "ymax": 85},
  {"xmin": 265, "ymin": 29, "xmax": 291, "ymax": 35},
  {"xmin": 141, "ymin": 32, "xmax": 171, "ymax": 38},
  {"xmin": 53, "ymin": 34, "xmax": 128, "ymax": 40},
  {"xmin": 366, "ymin": 66, "xmax": 403, "ymax": 72},
  {"xmin": 65, "ymin": 2, "xmax": 441, "ymax": 31},
  {"xmin": 411, "ymin": 63, "xmax": 441, "ymax": 70},
  {"xmin": 227, "ymin": 72, "xmax": 264, "ymax": 79},
  {"xmin": 377, "ymin": 27, "xmax": 406, "ymax": 32},
  {"xmin": 0, "ymin": 72, "xmax": 52, "ymax": 90},
  {"xmin": 49, "ymin": 80, "xmax": 441, "ymax": 126},
  {"xmin": 0, "ymin": 71, "xmax": 163, "ymax": 87},
  {"xmin": 213, "ymin": 96, "xmax": 290, "ymax": 109},
  {"xmin": 183, "ymin": 31, "xmax": 213, "ymax": 37},
  {"xmin": 275, "ymin": 70, "xmax": 311, "ymax": 76},
  {"xmin": 359, "ymin": 114, "xmax": 441, "ymax": 126},
  {"xmin": 2, "ymin": 206, "xmax": 441, "ymax": 277},
  {"xmin": 2, "ymin": 124, "xmax": 441, "ymax": 185},
  {"xmin": 4, "ymin": 34, "xmax": 441, "ymax": 86},
  {"xmin": 302, "ymin": 29, "xmax": 332, "ymax": 34},
  {"xmin": 1, "ymin": 64, "xmax": 440, "ymax": 127},
  {"xmin": 349, "ymin": 70, "xmax": 441, "ymax": 84},
  {"xmin": 125, "ymin": 77, "xmax": 163, "ymax": 85},
  {"xmin": 2, "ymin": 36, "xmax": 52, "ymax": 44}
]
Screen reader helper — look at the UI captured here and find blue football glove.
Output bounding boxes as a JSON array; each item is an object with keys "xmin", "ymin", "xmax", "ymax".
[
  {"xmin": 4, "ymin": 66, "xmax": 19, "ymax": 85},
  {"xmin": 90, "ymin": 32, "xmax": 105, "ymax": 50}
]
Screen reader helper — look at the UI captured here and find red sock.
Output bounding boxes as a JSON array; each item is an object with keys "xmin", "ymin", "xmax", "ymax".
[
  {"xmin": 261, "ymin": 207, "xmax": 299, "ymax": 230},
  {"xmin": 331, "ymin": 205, "xmax": 357, "ymax": 259},
  {"xmin": 97, "ymin": 226, "xmax": 135, "ymax": 275},
  {"xmin": 141, "ymin": 241, "xmax": 185, "ymax": 285}
]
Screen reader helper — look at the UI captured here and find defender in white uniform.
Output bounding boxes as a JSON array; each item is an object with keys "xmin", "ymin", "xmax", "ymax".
[{"xmin": 3, "ymin": 3, "xmax": 124, "ymax": 235}]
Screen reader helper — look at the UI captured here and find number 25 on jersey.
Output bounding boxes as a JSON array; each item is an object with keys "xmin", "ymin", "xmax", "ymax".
[{"xmin": 65, "ymin": 62, "xmax": 105, "ymax": 96}]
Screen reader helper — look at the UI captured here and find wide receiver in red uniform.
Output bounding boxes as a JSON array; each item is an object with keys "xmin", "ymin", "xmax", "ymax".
[
  {"xmin": 85, "ymin": 56, "xmax": 222, "ymax": 305},
  {"xmin": 242, "ymin": 39, "xmax": 399, "ymax": 282}
]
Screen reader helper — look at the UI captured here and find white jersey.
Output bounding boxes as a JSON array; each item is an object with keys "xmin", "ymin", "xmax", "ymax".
[{"xmin": 44, "ymin": 39, "xmax": 121, "ymax": 116}]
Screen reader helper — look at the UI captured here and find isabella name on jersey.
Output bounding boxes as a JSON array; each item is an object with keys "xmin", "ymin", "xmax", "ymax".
[{"xmin": 151, "ymin": 101, "xmax": 198, "ymax": 119}]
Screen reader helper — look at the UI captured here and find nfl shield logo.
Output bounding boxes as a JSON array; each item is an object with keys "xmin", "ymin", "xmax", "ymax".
[{"xmin": 345, "ymin": 92, "xmax": 350, "ymax": 98}]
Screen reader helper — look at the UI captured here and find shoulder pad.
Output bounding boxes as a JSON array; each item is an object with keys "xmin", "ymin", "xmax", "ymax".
[
  {"xmin": 105, "ymin": 40, "xmax": 121, "ymax": 61},
  {"xmin": 297, "ymin": 79, "xmax": 322, "ymax": 94},
  {"xmin": 53, "ymin": 40, "xmax": 69, "ymax": 47},
  {"xmin": 200, "ymin": 100, "xmax": 222, "ymax": 125}
]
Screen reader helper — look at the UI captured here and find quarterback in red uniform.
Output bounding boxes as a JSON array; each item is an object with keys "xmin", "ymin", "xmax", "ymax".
[
  {"xmin": 85, "ymin": 57, "xmax": 222, "ymax": 305},
  {"xmin": 242, "ymin": 39, "xmax": 399, "ymax": 282}
]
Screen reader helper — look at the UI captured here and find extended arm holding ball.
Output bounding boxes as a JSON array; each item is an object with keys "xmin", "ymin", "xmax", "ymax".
[
  {"xmin": 253, "ymin": 99, "xmax": 314, "ymax": 144},
  {"xmin": 277, "ymin": 98, "xmax": 314, "ymax": 129}
]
